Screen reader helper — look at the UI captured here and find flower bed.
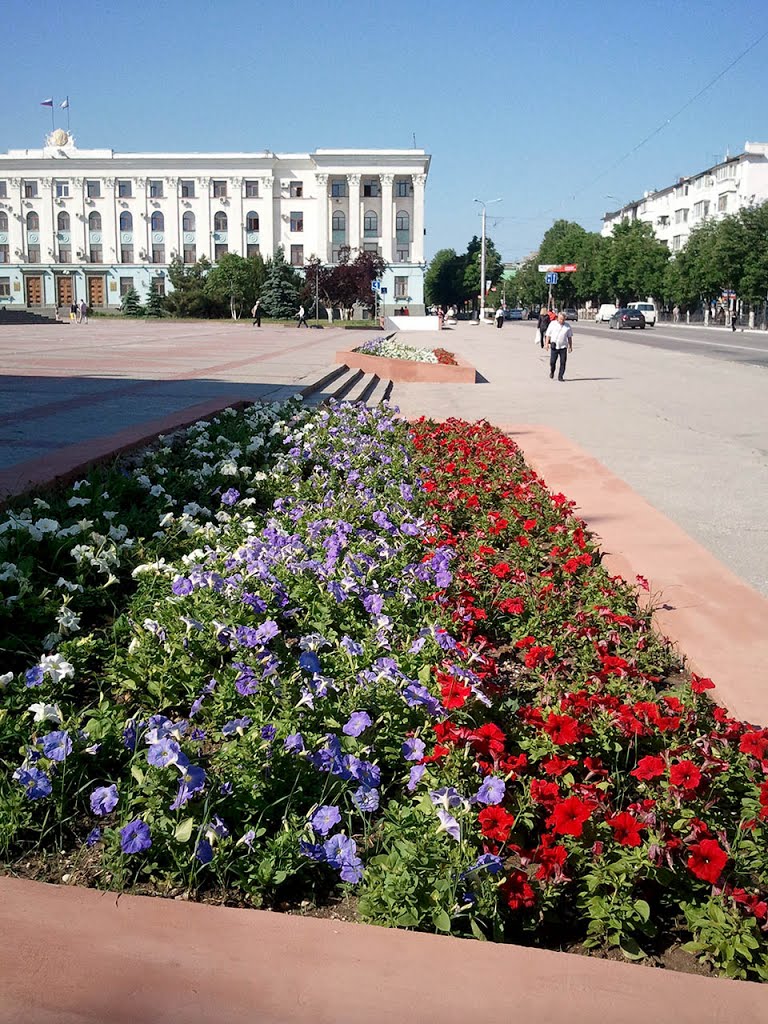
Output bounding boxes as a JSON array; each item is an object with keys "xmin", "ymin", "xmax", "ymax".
[
  {"xmin": 1, "ymin": 407, "xmax": 767, "ymax": 980},
  {"xmin": 336, "ymin": 338, "xmax": 476, "ymax": 383},
  {"xmin": 355, "ymin": 338, "xmax": 457, "ymax": 365}
]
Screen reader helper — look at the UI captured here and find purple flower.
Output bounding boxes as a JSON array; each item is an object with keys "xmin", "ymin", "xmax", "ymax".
[
  {"xmin": 239, "ymin": 829, "xmax": 256, "ymax": 849},
  {"xmin": 472, "ymin": 853, "xmax": 504, "ymax": 875},
  {"xmin": 299, "ymin": 839, "xmax": 326, "ymax": 861},
  {"xmin": 219, "ymin": 781, "xmax": 233, "ymax": 796},
  {"xmin": 310, "ymin": 804, "xmax": 342, "ymax": 836},
  {"xmin": 340, "ymin": 636, "xmax": 363, "ymax": 657},
  {"xmin": 260, "ymin": 724, "xmax": 276, "ymax": 742},
  {"xmin": 41, "ymin": 730, "xmax": 72, "ymax": 762},
  {"xmin": 363, "ymin": 593, "xmax": 384, "ymax": 616},
  {"xmin": 122, "ymin": 718, "xmax": 143, "ymax": 751},
  {"xmin": 89, "ymin": 784, "xmax": 119, "ymax": 816},
  {"xmin": 208, "ymin": 815, "xmax": 229, "ymax": 839},
  {"xmin": 342, "ymin": 711, "xmax": 372, "ymax": 738},
  {"xmin": 436, "ymin": 809, "xmax": 461, "ymax": 841},
  {"xmin": 147, "ymin": 738, "xmax": 181, "ymax": 768},
  {"xmin": 171, "ymin": 576, "xmax": 194, "ymax": 596},
  {"xmin": 170, "ymin": 763, "xmax": 206, "ymax": 809},
  {"xmin": 120, "ymin": 819, "xmax": 152, "ymax": 854},
  {"xmin": 283, "ymin": 732, "xmax": 304, "ymax": 753},
  {"xmin": 195, "ymin": 839, "xmax": 214, "ymax": 864},
  {"xmin": 25, "ymin": 666, "xmax": 44, "ymax": 688},
  {"xmin": 220, "ymin": 488, "xmax": 240, "ymax": 507},
  {"xmin": 13, "ymin": 765, "xmax": 52, "ymax": 800},
  {"xmin": 222, "ymin": 717, "xmax": 251, "ymax": 737},
  {"xmin": 86, "ymin": 827, "xmax": 102, "ymax": 847},
  {"xmin": 352, "ymin": 786, "xmax": 380, "ymax": 813},
  {"xmin": 429, "ymin": 787, "xmax": 463, "ymax": 810},
  {"xmin": 402, "ymin": 737, "xmax": 425, "ymax": 761},
  {"xmin": 323, "ymin": 834, "xmax": 363, "ymax": 883},
  {"xmin": 407, "ymin": 764, "xmax": 426, "ymax": 792},
  {"xmin": 475, "ymin": 776, "xmax": 505, "ymax": 806},
  {"xmin": 299, "ymin": 651, "xmax": 322, "ymax": 675}
]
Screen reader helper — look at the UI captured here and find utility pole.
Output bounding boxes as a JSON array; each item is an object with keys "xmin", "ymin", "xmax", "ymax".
[{"xmin": 474, "ymin": 197, "xmax": 502, "ymax": 323}]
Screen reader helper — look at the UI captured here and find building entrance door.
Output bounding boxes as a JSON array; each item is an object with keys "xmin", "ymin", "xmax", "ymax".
[
  {"xmin": 25, "ymin": 276, "xmax": 43, "ymax": 306},
  {"xmin": 57, "ymin": 276, "xmax": 74, "ymax": 308},
  {"xmin": 87, "ymin": 276, "xmax": 105, "ymax": 308}
]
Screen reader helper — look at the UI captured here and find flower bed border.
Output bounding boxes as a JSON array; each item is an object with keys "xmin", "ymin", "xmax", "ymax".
[{"xmin": 335, "ymin": 349, "xmax": 477, "ymax": 384}]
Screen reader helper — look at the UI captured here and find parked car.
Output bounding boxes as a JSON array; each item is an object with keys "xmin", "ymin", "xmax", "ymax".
[
  {"xmin": 595, "ymin": 303, "xmax": 617, "ymax": 322},
  {"xmin": 562, "ymin": 308, "xmax": 578, "ymax": 321},
  {"xmin": 609, "ymin": 308, "xmax": 646, "ymax": 330},
  {"xmin": 504, "ymin": 308, "xmax": 524, "ymax": 320},
  {"xmin": 527, "ymin": 307, "xmax": 541, "ymax": 319},
  {"xmin": 628, "ymin": 301, "xmax": 657, "ymax": 326}
]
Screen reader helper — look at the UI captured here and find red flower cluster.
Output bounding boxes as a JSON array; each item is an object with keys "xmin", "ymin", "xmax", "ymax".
[{"xmin": 432, "ymin": 347, "xmax": 458, "ymax": 365}]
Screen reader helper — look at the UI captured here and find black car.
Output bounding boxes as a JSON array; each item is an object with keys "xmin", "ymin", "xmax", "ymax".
[
  {"xmin": 609, "ymin": 308, "xmax": 646, "ymax": 330},
  {"xmin": 562, "ymin": 308, "xmax": 578, "ymax": 321},
  {"xmin": 527, "ymin": 307, "xmax": 541, "ymax": 319}
]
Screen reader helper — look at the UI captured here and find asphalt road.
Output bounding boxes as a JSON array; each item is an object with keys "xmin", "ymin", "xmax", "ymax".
[{"xmin": 575, "ymin": 319, "xmax": 768, "ymax": 369}]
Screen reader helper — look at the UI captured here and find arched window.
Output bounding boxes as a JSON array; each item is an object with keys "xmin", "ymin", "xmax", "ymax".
[
  {"xmin": 150, "ymin": 211, "xmax": 164, "ymax": 232},
  {"xmin": 332, "ymin": 210, "xmax": 345, "ymax": 232},
  {"xmin": 57, "ymin": 211, "xmax": 70, "ymax": 231},
  {"xmin": 182, "ymin": 211, "xmax": 195, "ymax": 232},
  {"xmin": 214, "ymin": 211, "xmax": 228, "ymax": 232},
  {"xmin": 246, "ymin": 211, "xmax": 259, "ymax": 232},
  {"xmin": 0, "ymin": 212, "xmax": 7, "ymax": 232},
  {"xmin": 26, "ymin": 211, "xmax": 40, "ymax": 231},
  {"xmin": 88, "ymin": 211, "xmax": 102, "ymax": 231},
  {"xmin": 363, "ymin": 211, "xmax": 378, "ymax": 236},
  {"xmin": 119, "ymin": 211, "xmax": 133, "ymax": 231},
  {"xmin": 395, "ymin": 210, "xmax": 410, "ymax": 232}
]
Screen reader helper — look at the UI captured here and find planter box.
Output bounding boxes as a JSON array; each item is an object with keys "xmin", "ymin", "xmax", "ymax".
[{"xmin": 335, "ymin": 349, "xmax": 477, "ymax": 384}]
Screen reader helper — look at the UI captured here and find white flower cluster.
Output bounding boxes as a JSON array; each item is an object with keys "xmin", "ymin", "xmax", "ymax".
[{"xmin": 356, "ymin": 338, "xmax": 438, "ymax": 363}]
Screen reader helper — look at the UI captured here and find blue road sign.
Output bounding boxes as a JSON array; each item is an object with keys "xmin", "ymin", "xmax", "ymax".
[
  {"xmin": 380, "ymin": 287, "xmax": 387, "ymax": 294},
  {"xmin": 371, "ymin": 280, "xmax": 381, "ymax": 291},
  {"xmin": 545, "ymin": 272, "xmax": 559, "ymax": 285}
]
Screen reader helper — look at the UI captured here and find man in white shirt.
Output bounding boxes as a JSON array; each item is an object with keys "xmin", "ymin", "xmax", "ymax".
[{"xmin": 545, "ymin": 312, "xmax": 573, "ymax": 381}]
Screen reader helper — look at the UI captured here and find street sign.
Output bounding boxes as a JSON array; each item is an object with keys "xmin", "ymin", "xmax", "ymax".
[
  {"xmin": 538, "ymin": 264, "xmax": 578, "ymax": 273},
  {"xmin": 545, "ymin": 272, "xmax": 559, "ymax": 285},
  {"xmin": 380, "ymin": 287, "xmax": 387, "ymax": 294},
  {"xmin": 371, "ymin": 280, "xmax": 381, "ymax": 291}
]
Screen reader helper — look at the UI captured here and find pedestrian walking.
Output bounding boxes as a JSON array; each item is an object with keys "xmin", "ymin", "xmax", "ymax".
[
  {"xmin": 251, "ymin": 300, "xmax": 261, "ymax": 327},
  {"xmin": 731, "ymin": 311, "xmax": 738, "ymax": 332},
  {"xmin": 495, "ymin": 306, "xmax": 504, "ymax": 329},
  {"xmin": 296, "ymin": 304, "xmax": 308, "ymax": 327},
  {"xmin": 545, "ymin": 311, "xmax": 573, "ymax": 381},
  {"xmin": 536, "ymin": 308, "xmax": 550, "ymax": 348},
  {"xmin": 79, "ymin": 299, "xmax": 88, "ymax": 324},
  {"xmin": 437, "ymin": 306, "xmax": 444, "ymax": 330},
  {"xmin": 673, "ymin": 305, "xmax": 680, "ymax": 323},
  {"xmin": 69, "ymin": 300, "xmax": 78, "ymax": 324}
]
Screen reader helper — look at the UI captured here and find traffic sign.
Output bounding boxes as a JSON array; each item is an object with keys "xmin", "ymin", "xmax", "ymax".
[
  {"xmin": 371, "ymin": 280, "xmax": 381, "ymax": 291},
  {"xmin": 380, "ymin": 287, "xmax": 387, "ymax": 294},
  {"xmin": 538, "ymin": 264, "xmax": 578, "ymax": 273},
  {"xmin": 545, "ymin": 272, "xmax": 559, "ymax": 285}
]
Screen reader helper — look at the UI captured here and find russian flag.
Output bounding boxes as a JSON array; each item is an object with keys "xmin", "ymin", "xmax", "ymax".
[{"xmin": 40, "ymin": 98, "xmax": 53, "ymax": 107}]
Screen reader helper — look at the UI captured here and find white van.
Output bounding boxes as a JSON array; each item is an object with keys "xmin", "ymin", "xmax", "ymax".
[
  {"xmin": 595, "ymin": 304, "xmax": 617, "ymax": 323},
  {"xmin": 628, "ymin": 301, "xmax": 657, "ymax": 326}
]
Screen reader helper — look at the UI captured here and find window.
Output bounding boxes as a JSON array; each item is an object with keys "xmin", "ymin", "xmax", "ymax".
[
  {"xmin": 672, "ymin": 236, "xmax": 682, "ymax": 251},
  {"xmin": 180, "ymin": 180, "xmax": 195, "ymax": 198},
  {"xmin": 28, "ymin": 246, "xmax": 41, "ymax": 263},
  {"xmin": 213, "ymin": 180, "xmax": 227, "ymax": 198},
  {"xmin": 245, "ymin": 180, "xmax": 259, "ymax": 198},
  {"xmin": 331, "ymin": 210, "xmax": 345, "ymax": 233},
  {"xmin": 183, "ymin": 245, "xmax": 196, "ymax": 264},
  {"xmin": 395, "ymin": 210, "xmax": 410, "ymax": 232},
  {"xmin": 55, "ymin": 180, "xmax": 69, "ymax": 198},
  {"xmin": 657, "ymin": 215, "xmax": 670, "ymax": 227},
  {"xmin": 693, "ymin": 201, "xmax": 710, "ymax": 218},
  {"xmin": 718, "ymin": 193, "xmax": 728, "ymax": 212},
  {"xmin": 394, "ymin": 276, "xmax": 408, "ymax": 298},
  {"xmin": 86, "ymin": 180, "xmax": 101, "ymax": 198},
  {"xmin": 90, "ymin": 245, "xmax": 103, "ymax": 263},
  {"xmin": 331, "ymin": 180, "xmax": 347, "ymax": 198},
  {"xmin": 214, "ymin": 211, "xmax": 228, "ymax": 232},
  {"xmin": 716, "ymin": 164, "xmax": 735, "ymax": 182},
  {"xmin": 152, "ymin": 245, "xmax": 165, "ymax": 264},
  {"xmin": 118, "ymin": 180, "xmax": 132, "ymax": 198},
  {"xmin": 119, "ymin": 277, "xmax": 133, "ymax": 295},
  {"xmin": 363, "ymin": 211, "xmax": 378, "ymax": 236},
  {"xmin": 0, "ymin": 213, "xmax": 6, "ymax": 232},
  {"xmin": 57, "ymin": 211, "xmax": 70, "ymax": 231},
  {"xmin": 396, "ymin": 248, "xmax": 410, "ymax": 262},
  {"xmin": 88, "ymin": 212, "xmax": 102, "ymax": 231},
  {"xmin": 26, "ymin": 212, "xmax": 39, "ymax": 231},
  {"xmin": 0, "ymin": 277, "xmax": 10, "ymax": 296},
  {"xmin": 290, "ymin": 211, "xmax": 303, "ymax": 232},
  {"xmin": 121, "ymin": 246, "xmax": 134, "ymax": 263},
  {"xmin": 0, "ymin": 182, "xmax": 6, "ymax": 198},
  {"xmin": 396, "ymin": 180, "xmax": 410, "ymax": 198},
  {"xmin": 674, "ymin": 208, "xmax": 688, "ymax": 224},
  {"xmin": 149, "ymin": 180, "xmax": 164, "ymax": 198},
  {"xmin": 289, "ymin": 181, "xmax": 303, "ymax": 198},
  {"xmin": 246, "ymin": 243, "xmax": 260, "ymax": 258},
  {"xmin": 214, "ymin": 243, "xmax": 228, "ymax": 261},
  {"xmin": 246, "ymin": 211, "xmax": 259, "ymax": 232},
  {"xmin": 150, "ymin": 211, "xmax": 164, "ymax": 232},
  {"xmin": 182, "ymin": 211, "xmax": 196, "ymax": 231},
  {"xmin": 119, "ymin": 211, "xmax": 133, "ymax": 231},
  {"xmin": 58, "ymin": 246, "xmax": 71, "ymax": 263},
  {"xmin": 363, "ymin": 179, "xmax": 380, "ymax": 197},
  {"xmin": 290, "ymin": 244, "xmax": 304, "ymax": 266},
  {"xmin": 331, "ymin": 248, "xmax": 342, "ymax": 263},
  {"xmin": 363, "ymin": 242, "xmax": 380, "ymax": 253},
  {"xmin": 24, "ymin": 181, "xmax": 38, "ymax": 198},
  {"xmin": 0, "ymin": 245, "xmax": 9, "ymax": 263},
  {"xmin": 152, "ymin": 276, "xmax": 165, "ymax": 296}
]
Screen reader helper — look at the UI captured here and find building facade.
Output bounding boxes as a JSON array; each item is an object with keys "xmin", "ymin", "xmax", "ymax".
[
  {"xmin": 0, "ymin": 132, "xmax": 430, "ymax": 314},
  {"xmin": 601, "ymin": 142, "xmax": 768, "ymax": 252}
]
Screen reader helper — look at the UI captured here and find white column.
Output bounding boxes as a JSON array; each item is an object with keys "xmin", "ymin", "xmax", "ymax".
[
  {"xmin": 230, "ymin": 176, "xmax": 243, "ymax": 255},
  {"xmin": 197, "ymin": 177, "xmax": 211, "ymax": 261},
  {"xmin": 412, "ymin": 174, "xmax": 426, "ymax": 262},
  {"xmin": 380, "ymin": 174, "xmax": 394, "ymax": 262},
  {"xmin": 260, "ymin": 176, "xmax": 275, "ymax": 257},
  {"xmin": 315, "ymin": 173, "xmax": 329, "ymax": 262},
  {"xmin": 347, "ymin": 174, "xmax": 361, "ymax": 254}
]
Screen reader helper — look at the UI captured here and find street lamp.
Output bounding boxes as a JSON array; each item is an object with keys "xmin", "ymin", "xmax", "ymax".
[{"xmin": 474, "ymin": 197, "xmax": 502, "ymax": 323}]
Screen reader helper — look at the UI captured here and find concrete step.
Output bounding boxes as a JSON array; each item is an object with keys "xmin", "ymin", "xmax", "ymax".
[
  {"xmin": 344, "ymin": 373, "xmax": 380, "ymax": 404},
  {"xmin": 366, "ymin": 376, "xmax": 393, "ymax": 407},
  {"xmin": 325, "ymin": 366, "xmax": 365, "ymax": 402},
  {"xmin": 297, "ymin": 364, "xmax": 350, "ymax": 400}
]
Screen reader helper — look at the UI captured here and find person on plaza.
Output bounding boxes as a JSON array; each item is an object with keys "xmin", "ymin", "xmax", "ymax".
[
  {"xmin": 251, "ymin": 299, "xmax": 261, "ymax": 327},
  {"xmin": 79, "ymin": 299, "xmax": 88, "ymax": 324},
  {"xmin": 437, "ymin": 306, "xmax": 444, "ymax": 330},
  {"xmin": 69, "ymin": 300, "xmax": 77, "ymax": 323},
  {"xmin": 673, "ymin": 304, "xmax": 680, "ymax": 323},
  {"xmin": 296, "ymin": 304, "xmax": 308, "ymax": 327},
  {"xmin": 536, "ymin": 307, "xmax": 551, "ymax": 347},
  {"xmin": 731, "ymin": 310, "xmax": 738, "ymax": 332},
  {"xmin": 545, "ymin": 311, "xmax": 573, "ymax": 381},
  {"xmin": 495, "ymin": 306, "xmax": 504, "ymax": 328}
]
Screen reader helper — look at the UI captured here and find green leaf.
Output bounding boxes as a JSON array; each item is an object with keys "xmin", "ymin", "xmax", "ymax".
[
  {"xmin": 174, "ymin": 817, "xmax": 195, "ymax": 842},
  {"xmin": 619, "ymin": 937, "xmax": 646, "ymax": 961},
  {"xmin": 130, "ymin": 765, "xmax": 145, "ymax": 785},
  {"xmin": 432, "ymin": 909, "xmax": 451, "ymax": 932},
  {"xmin": 635, "ymin": 899, "xmax": 650, "ymax": 923},
  {"xmin": 470, "ymin": 918, "xmax": 487, "ymax": 942}
]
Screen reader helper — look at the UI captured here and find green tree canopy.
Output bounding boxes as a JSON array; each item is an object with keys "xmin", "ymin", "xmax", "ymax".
[
  {"xmin": 600, "ymin": 220, "xmax": 669, "ymax": 305},
  {"xmin": 260, "ymin": 246, "xmax": 301, "ymax": 319},
  {"xmin": 164, "ymin": 255, "xmax": 216, "ymax": 318},
  {"xmin": 205, "ymin": 252, "xmax": 265, "ymax": 319},
  {"xmin": 424, "ymin": 248, "xmax": 462, "ymax": 307}
]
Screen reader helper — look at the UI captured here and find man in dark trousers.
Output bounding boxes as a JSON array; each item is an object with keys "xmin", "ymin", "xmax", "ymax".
[
  {"xmin": 536, "ymin": 308, "xmax": 551, "ymax": 348},
  {"xmin": 545, "ymin": 311, "xmax": 573, "ymax": 381}
]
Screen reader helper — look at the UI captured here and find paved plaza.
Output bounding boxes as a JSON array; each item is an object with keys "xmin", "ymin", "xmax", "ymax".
[{"xmin": 0, "ymin": 316, "xmax": 766, "ymax": 596}]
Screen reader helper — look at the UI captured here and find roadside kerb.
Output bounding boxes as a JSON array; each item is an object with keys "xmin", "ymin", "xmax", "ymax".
[{"xmin": 336, "ymin": 348, "xmax": 477, "ymax": 383}]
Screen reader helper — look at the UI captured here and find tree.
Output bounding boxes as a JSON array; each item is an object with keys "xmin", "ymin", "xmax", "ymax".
[
  {"xmin": 512, "ymin": 257, "xmax": 548, "ymax": 308},
  {"xmin": 144, "ymin": 282, "xmax": 165, "ymax": 317},
  {"xmin": 205, "ymin": 252, "xmax": 265, "ymax": 319},
  {"xmin": 600, "ymin": 220, "xmax": 669, "ymax": 305},
  {"xmin": 462, "ymin": 235, "xmax": 503, "ymax": 310},
  {"xmin": 425, "ymin": 248, "xmax": 462, "ymax": 307},
  {"xmin": 259, "ymin": 246, "xmax": 301, "ymax": 319},
  {"xmin": 737, "ymin": 202, "xmax": 768, "ymax": 304},
  {"xmin": 350, "ymin": 248, "xmax": 386, "ymax": 316},
  {"xmin": 164, "ymin": 255, "xmax": 216, "ymax": 318},
  {"xmin": 120, "ymin": 286, "xmax": 143, "ymax": 317}
]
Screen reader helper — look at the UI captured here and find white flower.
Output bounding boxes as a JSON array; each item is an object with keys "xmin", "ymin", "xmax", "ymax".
[
  {"xmin": 0, "ymin": 671, "xmax": 13, "ymax": 689},
  {"xmin": 67, "ymin": 496, "xmax": 91, "ymax": 508},
  {"xmin": 40, "ymin": 653, "xmax": 75, "ymax": 685},
  {"xmin": 149, "ymin": 484, "xmax": 165, "ymax": 497},
  {"xmin": 70, "ymin": 544, "xmax": 94, "ymax": 565},
  {"xmin": 33, "ymin": 498, "xmax": 51, "ymax": 510},
  {"xmin": 217, "ymin": 460, "xmax": 239, "ymax": 477},
  {"xmin": 28, "ymin": 702, "xmax": 63, "ymax": 724},
  {"xmin": 71, "ymin": 479, "xmax": 87, "ymax": 491},
  {"xmin": 131, "ymin": 558, "xmax": 173, "ymax": 577},
  {"xmin": 56, "ymin": 605, "xmax": 81, "ymax": 634},
  {"xmin": 42, "ymin": 632, "xmax": 62, "ymax": 650},
  {"xmin": 56, "ymin": 578, "xmax": 84, "ymax": 593},
  {"xmin": 158, "ymin": 512, "xmax": 175, "ymax": 528},
  {"xmin": 0, "ymin": 562, "xmax": 19, "ymax": 582},
  {"xmin": 102, "ymin": 511, "xmax": 117, "ymax": 521},
  {"xmin": 34, "ymin": 518, "xmax": 60, "ymax": 534}
]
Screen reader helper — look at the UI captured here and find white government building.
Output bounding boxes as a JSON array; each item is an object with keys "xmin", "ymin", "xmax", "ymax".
[
  {"xmin": 0, "ymin": 131, "xmax": 430, "ymax": 315},
  {"xmin": 601, "ymin": 141, "xmax": 768, "ymax": 251}
]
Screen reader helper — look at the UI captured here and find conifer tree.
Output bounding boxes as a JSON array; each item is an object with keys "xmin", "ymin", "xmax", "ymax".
[
  {"xmin": 120, "ymin": 286, "xmax": 143, "ymax": 317},
  {"xmin": 259, "ymin": 246, "xmax": 300, "ymax": 319}
]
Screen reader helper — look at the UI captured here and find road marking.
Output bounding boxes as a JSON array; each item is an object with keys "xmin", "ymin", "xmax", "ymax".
[{"xmin": 583, "ymin": 326, "xmax": 768, "ymax": 354}]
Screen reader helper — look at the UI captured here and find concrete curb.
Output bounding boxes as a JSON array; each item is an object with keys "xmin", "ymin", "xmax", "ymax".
[{"xmin": 335, "ymin": 349, "xmax": 477, "ymax": 383}]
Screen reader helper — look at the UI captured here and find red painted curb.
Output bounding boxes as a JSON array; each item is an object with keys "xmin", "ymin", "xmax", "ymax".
[{"xmin": 335, "ymin": 349, "xmax": 477, "ymax": 383}]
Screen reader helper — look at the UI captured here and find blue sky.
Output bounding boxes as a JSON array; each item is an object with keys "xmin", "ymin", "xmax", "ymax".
[{"xmin": 3, "ymin": 0, "xmax": 766, "ymax": 262}]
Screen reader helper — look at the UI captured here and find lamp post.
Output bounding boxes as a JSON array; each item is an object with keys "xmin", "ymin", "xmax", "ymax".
[{"xmin": 474, "ymin": 197, "xmax": 502, "ymax": 323}]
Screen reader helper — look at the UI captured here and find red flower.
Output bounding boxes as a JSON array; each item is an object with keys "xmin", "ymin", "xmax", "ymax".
[
  {"xmin": 532, "ymin": 836, "xmax": 568, "ymax": 881},
  {"xmin": 498, "ymin": 597, "xmax": 524, "ymax": 615},
  {"xmin": 607, "ymin": 811, "xmax": 645, "ymax": 847},
  {"xmin": 669, "ymin": 760, "xmax": 702, "ymax": 791},
  {"xmin": 543, "ymin": 714, "xmax": 580, "ymax": 746},
  {"xmin": 691, "ymin": 674, "xmax": 715, "ymax": 694},
  {"xmin": 631, "ymin": 755, "xmax": 666, "ymax": 781},
  {"xmin": 548, "ymin": 796, "xmax": 596, "ymax": 837},
  {"xmin": 530, "ymin": 779, "xmax": 560, "ymax": 807},
  {"xmin": 501, "ymin": 869, "xmax": 537, "ymax": 911},
  {"xmin": 542, "ymin": 756, "xmax": 578, "ymax": 777},
  {"xmin": 440, "ymin": 678, "xmax": 472, "ymax": 710},
  {"xmin": 489, "ymin": 562, "xmax": 511, "ymax": 578},
  {"xmin": 467, "ymin": 723, "xmax": 507, "ymax": 758},
  {"xmin": 478, "ymin": 805, "xmax": 515, "ymax": 842},
  {"xmin": 687, "ymin": 839, "xmax": 728, "ymax": 885},
  {"xmin": 739, "ymin": 730, "xmax": 768, "ymax": 760}
]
